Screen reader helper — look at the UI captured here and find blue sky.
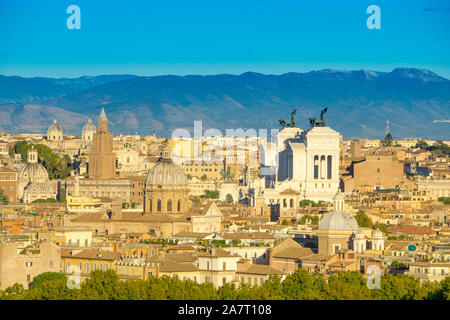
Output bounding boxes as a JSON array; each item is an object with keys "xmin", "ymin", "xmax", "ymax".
[{"xmin": 0, "ymin": 0, "xmax": 449, "ymax": 78}]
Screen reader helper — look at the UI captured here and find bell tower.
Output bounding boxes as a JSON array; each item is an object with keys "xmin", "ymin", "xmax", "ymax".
[{"xmin": 88, "ymin": 107, "xmax": 116, "ymax": 180}]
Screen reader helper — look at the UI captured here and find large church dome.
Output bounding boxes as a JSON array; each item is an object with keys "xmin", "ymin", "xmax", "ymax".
[
  {"xmin": 145, "ymin": 159, "xmax": 187, "ymax": 186},
  {"xmin": 18, "ymin": 163, "xmax": 50, "ymax": 184},
  {"xmin": 318, "ymin": 190, "xmax": 359, "ymax": 231},
  {"xmin": 145, "ymin": 142, "xmax": 187, "ymax": 186},
  {"xmin": 318, "ymin": 210, "xmax": 359, "ymax": 231}
]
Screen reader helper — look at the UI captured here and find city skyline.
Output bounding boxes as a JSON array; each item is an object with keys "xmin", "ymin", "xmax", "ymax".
[{"xmin": 0, "ymin": 1, "xmax": 449, "ymax": 304}]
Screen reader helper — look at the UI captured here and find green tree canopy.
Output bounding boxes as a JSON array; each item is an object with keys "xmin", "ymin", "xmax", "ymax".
[
  {"xmin": 383, "ymin": 133, "xmax": 393, "ymax": 147},
  {"xmin": 1, "ymin": 270, "xmax": 449, "ymax": 300},
  {"xmin": 205, "ymin": 191, "xmax": 219, "ymax": 199},
  {"xmin": 31, "ymin": 272, "xmax": 68, "ymax": 289},
  {"xmin": 438, "ymin": 197, "xmax": 450, "ymax": 205},
  {"xmin": 0, "ymin": 188, "xmax": 8, "ymax": 205},
  {"xmin": 298, "ymin": 215, "xmax": 319, "ymax": 225},
  {"xmin": 10, "ymin": 142, "xmax": 73, "ymax": 179},
  {"xmin": 355, "ymin": 210, "xmax": 373, "ymax": 228},
  {"xmin": 414, "ymin": 140, "xmax": 449, "ymax": 157},
  {"xmin": 415, "ymin": 140, "xmax": 429, "ymax": 150}
]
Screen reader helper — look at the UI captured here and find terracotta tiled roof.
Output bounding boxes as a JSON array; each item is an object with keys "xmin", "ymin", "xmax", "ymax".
[
  {"xmin": 247, "ymin": 224, "xmax": 288, "ymax": 231},
  {"xmin": 164, "ymin": 253, "xmax": 197, "ymax": 262},
  {"xmin": 299, "ymin": 254, "xmax": 332, "ymax": 262},
  {"xmin": 238, "ymin": 264, "xmax": 285, "ymax": 276},
  {"xmin": 197, "ymin": 248, "xmax": 240, "ymax": 258},
  {"xmin": 60, "ymin": 249, "xmax": 73, "ymax": 257},
  {"xmin": 408, "ymin": 262, "xmax": 450, "ymax": 268},
  {"xmin": 387, "ymin": 225, "xmax": 435, "ymax": 235},
  {"xmin": 159, "ymin": 261, "xmax": 200, "ymax": 273},
  {"xmin": 166, "ymin": 244, "xmax": 196, "ymax": 251},
  {"xmin": 272, "ymin": 247, "xmax": 314, "ymax": 260},
  {"xmin": 146, "ymin": 253, "xmax": 197, "ymax": 263},
  {"xmin": 71, "ymin": 249, "xmax": 122, "ymax": 261},
  {"xmin": 384, "ymin": 240, "xmax": 411, "ymax": 251}
]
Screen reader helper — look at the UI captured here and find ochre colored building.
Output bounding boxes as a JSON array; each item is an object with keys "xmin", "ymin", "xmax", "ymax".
[
  {"xmin": 346, "ymin": 153, "xmax": 404, "ymax": 192},
  {"xmin": 0, "ymin": 166, "xmax": 18, "ymax": 204}
]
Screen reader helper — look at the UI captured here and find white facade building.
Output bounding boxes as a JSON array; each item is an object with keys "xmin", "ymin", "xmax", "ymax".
[{"xmin": 258, "ymin": 125, "xmax": 341, "ymax": 206}]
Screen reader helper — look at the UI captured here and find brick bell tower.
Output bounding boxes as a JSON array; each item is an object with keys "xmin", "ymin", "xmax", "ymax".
[{"xmin": 88, "ymin": 107, "xmax": 116, "ymax": 179}]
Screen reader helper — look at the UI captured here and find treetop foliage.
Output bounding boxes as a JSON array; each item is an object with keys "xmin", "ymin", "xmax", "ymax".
[
  {"xmin": 1, "ymin": 270, "xmax": 448, "ymax": 300},
  {"xmin": 10, "ymin": 141, "xmax": 73, "ymax": 179}
]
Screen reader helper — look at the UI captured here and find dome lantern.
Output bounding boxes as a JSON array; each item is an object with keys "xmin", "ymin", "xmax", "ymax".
[
  {"xmin": 161, "ymin": 139, "xmax": 172, "ymax": 160},
  {"xmin": 28, "ymin": 147, "xmax": 38, "ymax": 164},
  {"xmin": 145, "ymin": 141, "xmax": 187, "ymax": 187},
  {"xmin": 333, "ymin": 189, "xmax": 345, "ymax": 211},
  {"xmin": 82, "ymin": 118, "xmax": 96, "ymax": 132}
]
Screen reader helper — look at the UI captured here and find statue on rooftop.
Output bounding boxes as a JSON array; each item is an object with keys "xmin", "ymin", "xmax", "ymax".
[
  {"xmin": 309, "ymin": 107, "xmax": 328, "ymax": 127},
  {"xmin": 279, "ymin": 108, "xmax": 297, "ymax": 129}
]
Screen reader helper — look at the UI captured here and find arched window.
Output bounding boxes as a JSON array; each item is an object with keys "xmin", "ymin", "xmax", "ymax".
[
  {"xmin": 283, "ymin": 199, "xmax": 287, "ymax": 208},
  {"xmin": 157, "ymin": 199, "xmax": 162, "ymax": 212},
  {"xmin": 177, "ymin": 200, "xmax": 181, "ymax": 212},
  {"xmin": 290, "ymin": 199, "xmax": 294, "ymax": 208},
  {"xmin": 149, "ymin": 199, "xmax": 152, "ymax": 212},
  {"xmin": 167, "ymin": 199, "xmax": 172, "ymax": 212}
]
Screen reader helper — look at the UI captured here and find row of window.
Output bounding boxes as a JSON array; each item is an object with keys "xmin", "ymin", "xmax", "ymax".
[
  {"xmin": 67, "ymin": 239, "xmax": 89, "ymax": 246},
  {"xmin": 0, "ymin": 175, "xmax": 15, "ymax": 180},
  {"xmin": 415, "ymin": 268, "xmax": 447, "ymax": 276},
  {"xmin": 66, "ymin": 262, "xmax": 109, "ymax": 274},
  {"xmin": 0, "ymin": 186, "xmax": 15, "ymax": 191},
  {"xmin": 241, "ymin": 276, "xmax": 264, "ymax": 286},
  {"xmin": 148, "ymin": 199, "xmax": 182, "ymax": 212}
]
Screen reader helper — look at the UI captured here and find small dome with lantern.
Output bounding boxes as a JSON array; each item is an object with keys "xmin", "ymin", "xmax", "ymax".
[
  {"xmin": 48, "ymin": 119, "xmax": 62, "ymax": 133},
  {"xmin": 47, "ymin": 119, "xmax": 63, "ymax": 141},
  {"xmin": 318, "ymin": 190, "xmax": 359, "ymax": 232},
  {"xmin": 82, "ymin": 118, "xmax": 96, "ymax": 133}
]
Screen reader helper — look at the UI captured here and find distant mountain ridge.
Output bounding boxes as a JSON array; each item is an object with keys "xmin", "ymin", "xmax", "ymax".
[{"xmin": 0, "ymin": 68, "xmax": 448, "ymax": 139}]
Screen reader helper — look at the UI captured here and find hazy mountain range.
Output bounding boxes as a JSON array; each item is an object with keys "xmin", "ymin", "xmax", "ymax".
[{"xmin": 0, "ymin": 68, "xmax": 449, "ymax": 139}]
